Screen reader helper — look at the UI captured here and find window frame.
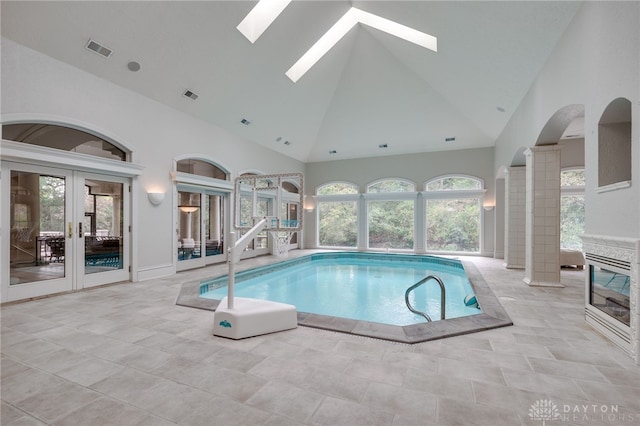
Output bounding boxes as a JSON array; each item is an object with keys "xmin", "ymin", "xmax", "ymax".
[{"xmin": 423, "ymin": 175, "xmax": 485, "ymax": 255}]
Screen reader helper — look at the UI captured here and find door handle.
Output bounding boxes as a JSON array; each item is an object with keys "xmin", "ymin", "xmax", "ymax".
[{"xmin": 68, "ymin": 222, "xmax": 73, "ymax": 238}]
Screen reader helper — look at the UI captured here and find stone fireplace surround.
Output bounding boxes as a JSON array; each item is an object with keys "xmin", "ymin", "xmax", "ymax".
[{"xmin": 582, "ymin": 234, "xmax": 639, "ymax": 364}]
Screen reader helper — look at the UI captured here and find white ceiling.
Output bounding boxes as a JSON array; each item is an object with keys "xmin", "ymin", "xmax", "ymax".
[{"xmin": 1, "ymin": 1, "xmax": 582, "ymax": 163}]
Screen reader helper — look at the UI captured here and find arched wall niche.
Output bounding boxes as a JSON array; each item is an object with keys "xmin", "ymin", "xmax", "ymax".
[{"xmin": 598, "ymin": 97, "xmax": 632, "ymax": 188}]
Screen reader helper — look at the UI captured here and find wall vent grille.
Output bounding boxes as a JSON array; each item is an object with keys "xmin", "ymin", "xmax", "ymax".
[
  {"xmin": 585, "ymin": 253, "xmax": 631, "ymax": 271},
  {"xmin": 183, "ymin": 90, "xmax": 199, "ymax": 101},
  {"xmin": 85, "ymin": 39, "xmax": 113, "ymax": 58}
]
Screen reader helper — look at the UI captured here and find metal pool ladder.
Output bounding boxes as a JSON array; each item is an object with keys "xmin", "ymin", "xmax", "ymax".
[{"xmin": 405, "ymin": 275, "xmax": 446, "ymax": 322}]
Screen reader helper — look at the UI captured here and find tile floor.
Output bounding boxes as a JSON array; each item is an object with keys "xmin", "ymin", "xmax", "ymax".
[{"xmin": 2, "ymin": 253, "xmax": 639, "ymax": 426}]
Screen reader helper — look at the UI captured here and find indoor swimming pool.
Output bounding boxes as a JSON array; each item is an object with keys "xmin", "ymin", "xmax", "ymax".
[
  {"xmin": 176, "ymin": 251, "xmax": 512, "ymax": 343},
  {"xmin": 200, "ymin": 252, "xmax": 480, "ymax": 326}
]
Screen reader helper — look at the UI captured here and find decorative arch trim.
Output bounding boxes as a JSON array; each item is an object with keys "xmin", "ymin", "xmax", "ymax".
[
  {"xmin": 535, "ymin": 104, "xmax": 584, "ymax": 146},
  {"xmin": 1, "ymin": 113, "xmax": 134, "ymax": 159}
]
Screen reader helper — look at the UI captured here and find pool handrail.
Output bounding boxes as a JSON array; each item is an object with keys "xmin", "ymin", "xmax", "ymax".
[{"xmin": 405, "ymin": 275, "xmax": 446, "ymax": 322}]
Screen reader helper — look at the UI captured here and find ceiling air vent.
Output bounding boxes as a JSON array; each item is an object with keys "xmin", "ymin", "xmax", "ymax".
[
  {"xmin": 85, "ymin": 39, "xmax": 113, "ymax": 58},
  {"xmin": 183, "ymin": 90, "xmax": 199, "ymax": 101},
  {"xmin": 379, "ymin": 143, "xmax": 388, "ymax": 148},
  {"xmin": 445, "ymin": 137, "xmax": 456, "ymax": 142},
  {"xmin": 240, "ymin": 118, "xmax": 251, "ymax": 125}
]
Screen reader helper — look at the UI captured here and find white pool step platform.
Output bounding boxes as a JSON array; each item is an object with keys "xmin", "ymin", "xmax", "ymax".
[{"xmin": 213, "ymin": 297, "xmax": 297, "ymax": 339}]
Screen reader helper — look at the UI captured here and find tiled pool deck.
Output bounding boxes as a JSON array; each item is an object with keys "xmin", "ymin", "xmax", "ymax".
[
  {"xmin": 2, "ymin": 251, "xmax": 640, "ymax": 425},
  {"xmin": 176, "ymin": 252, "xmax": 513, "ymax": 343}
]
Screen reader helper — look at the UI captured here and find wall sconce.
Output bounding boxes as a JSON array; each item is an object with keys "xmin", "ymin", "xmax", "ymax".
[
  {"xmin": 303, "ymin": 195, "xmax": 316, "ymax": 213},
  {"xmin": 483, "ymin": 205, "xmax": 495, "ymax": 211},
  {"xmin": 179, "ymin": 205, "xmax": 199, "ymax": 213},
  {"xmin": 147, "ymin": 191, "xmax": 165, "ymax": 206}
]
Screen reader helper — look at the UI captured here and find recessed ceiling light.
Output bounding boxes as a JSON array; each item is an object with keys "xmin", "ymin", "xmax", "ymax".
[
  {"xmin": 329, "ymin": 150, "xmax": 337, "ymax": 154},
  {"xmin": 378, "ymin": 143, "xmax": 388, "ymax": 148},
  {"xmin": 275, "ymin": 136, "xmax": 283, "ymax": 142},
  {"xmin": 240, "ymin": 118, "xmax": 251, "ymax": 125},
  {"xmin": 445, "ymin": 137, "xmax": 456, "ymax": 142},
  {"xmin": 283, "ymin": 140, "xmax": 291, "ymax": 145},
  {"xmin": 183, "ymin": 90, "xmax": 198, "ymax": 100},
  {"xmin": 286, "ymin": 7, "xmax": 437, "ymax": 83},
  {"xmin": 127, "ymin": 61, "xmax": 141, "ymax": 72},
  {"xmin": 85, "ymin": 39, "xmax": 113, "ymax": 58},
  {"xmin": 237, "ymin": 0, "xmax": 292, "ymax": 43},
  {"xmin": 497, "ymin": 106, "xmax": 506, "ymax": 112}
]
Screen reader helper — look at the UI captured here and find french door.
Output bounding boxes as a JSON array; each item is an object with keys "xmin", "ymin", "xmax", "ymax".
[
  {"xmin": 2, "ymin": 162, "xmax": 130, "ymax": 301},
  {"xmin": 176, "ymin": 190, "xmax": 227, "ymax": 271}
]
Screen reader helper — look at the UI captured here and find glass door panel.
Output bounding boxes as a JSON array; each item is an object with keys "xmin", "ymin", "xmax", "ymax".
[
  {"xmin": 177, "ymin": 191, "xmax": 202, "ymax": 265},
  {"xmin": 4, "ymin": 164, "xmax": 74, "ymax": 301},
  {"xmin": 78, "ymin": 173, "xmax": 129, "ymax": 288},
  {"xmin": 83, "ymin": 179, "xmax": 124, "ymax": 275},
  {"xmin": 205, "ymin": 194, "xmax": 224, "ymax": 259},
  {"xmin": 10, "ymin": 171, "xmax": 67, "ymax": 284}
]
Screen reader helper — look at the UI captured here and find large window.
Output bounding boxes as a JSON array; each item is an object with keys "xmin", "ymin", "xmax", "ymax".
[
  {"xmin": 314, "ymin": 176, "xmax": 486, "ymax": 253},
  {"xmin": 317, "ymin": 182, "xmax": 358, "ymax": 248},
  {"xmin": 560, "ymin": 169, "xmax": 585, "ymax": 250},
  {"xmin": 366, "ymin": 179, "xmax": 415, "ymax": 250},
  {"xmin": 425, "ymin": 176, "xmax": 482, "ymax": 253}
]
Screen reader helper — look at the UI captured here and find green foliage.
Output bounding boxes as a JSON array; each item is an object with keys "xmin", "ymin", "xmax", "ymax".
[
  {"xmin": 317, "ymin": 182, "xmax": 358, "ymax": 195},
  {"xmin": 426, "ymin": 198, "xmax": 479, "ymax": 252},
  {"xmin": 561, "ymin": 170, "xmax": 585, "ymax": 187},
  {"xmin": 561, "ymin": 195, "xmax": 584, "ymax": 250},
  {"xmin": 368, "ymin": 200, "xmax": 414, "ymax": 248},
  {"xmin": 368, "ymin": 179, "xmax": 414, "ymax": 193},
  {"xmin": 319, "ymin": 201, "xmax": 357, "ymax": 247},
  {"xmin": 39, "ymin": 175, "xmax": 65, "ymax": 233},
  {"xmin": 426, "ymin": 177, "xmax": 481, "ymax": 191}
]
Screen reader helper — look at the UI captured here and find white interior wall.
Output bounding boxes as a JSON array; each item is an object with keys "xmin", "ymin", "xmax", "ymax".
[
  {"xmin": 1, "ymin": 39, "xmax": 304, "ymax": 278},
  {"xmin": 493, "ymin": 1, "xmax": 639, "ymax": 239}
]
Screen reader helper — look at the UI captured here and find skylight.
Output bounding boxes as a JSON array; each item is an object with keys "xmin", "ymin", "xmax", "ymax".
[
  {"xmin": 237, "ymin": 0, "xmax": 292, "ymax": 44},
  {"xmin": 286, "ymin": 7, "xmax": 437, "ymax": 83}
]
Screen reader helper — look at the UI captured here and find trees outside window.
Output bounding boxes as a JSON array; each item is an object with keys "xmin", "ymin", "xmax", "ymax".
[
  {"xmin": 317, "ymin": 182, "xmax": 359, "ymax": 248},
  {"xmin": 315, "ymin": 176, "xmax": 485, "ymax": 253},
  {"xmin": 366, "ymin": 179, "xmax": 415, "ymax": 250},
  {"xmin": 425, "ymin": 176, "xmax": 482, "ymax": 253},
  {"xmin": 560, "ymin": 169, "xmax": 585, "ymax": 250}
]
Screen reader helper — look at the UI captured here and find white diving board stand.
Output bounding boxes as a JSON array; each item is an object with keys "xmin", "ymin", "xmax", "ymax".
[{"xmin": 213, "ymin": 219, "xmax": 297, "ymax": 339}]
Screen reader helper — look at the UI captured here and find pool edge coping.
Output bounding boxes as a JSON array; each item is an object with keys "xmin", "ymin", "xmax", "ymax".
[{"xmin": 175, "ymin": 253, "xmax": 513, "ymax": 344}]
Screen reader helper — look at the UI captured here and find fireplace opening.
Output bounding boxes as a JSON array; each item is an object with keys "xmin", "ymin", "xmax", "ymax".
[{"xmin": 589, "ymin": 265, "xmax": 630, "ymax": 326}]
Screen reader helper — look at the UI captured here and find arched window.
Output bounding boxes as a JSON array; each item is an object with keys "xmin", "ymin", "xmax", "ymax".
[
  {"xmin": 3, "ymin": 123, "xmax": 127, "ymax": 161},
  {"xmin": 317, "ymin": 182, "xmax": 359, "ymax": 195},
  {"xmin": 315, "ymin": 182, "xmax": 359, "ymax": 248},
  {"xmin": 367, "ymin": 179, "xmax": 415, "ymax": 193},
  {"xmin": 561, "ymin": 168, "xmax": 585, "ymax": 250},
  {"xmin": 177, "ymin": 159, "xmax": 228, "ymax": 179},
  {"xmin": 365, "ymin": 179, "xmax": 416, "ymax": 250},
  {"xmin": 424, "ymin": 175, "xmax": 484, "ymax": 253}
]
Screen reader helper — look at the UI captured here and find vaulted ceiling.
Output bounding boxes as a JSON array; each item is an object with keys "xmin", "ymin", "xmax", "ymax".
[{"xmin": 1, "ymin": 1, "xmax": 582, "ymax": 163}]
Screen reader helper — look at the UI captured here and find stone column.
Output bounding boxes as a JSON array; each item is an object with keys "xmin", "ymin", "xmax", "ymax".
[
  {"xmin": 494, "ymin": 178, "xmax": 505, "ymax": 259},
  {"xmin": 504, "ymin": 167, "xmax": 526, "ymax": 269},
  {"xmin": 524, "ymin": 145, "xmax": 562, "ymax": 287}
]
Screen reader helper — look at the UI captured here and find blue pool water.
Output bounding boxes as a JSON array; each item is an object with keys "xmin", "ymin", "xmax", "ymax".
[{"xmin": 200, "ymin": 253, "xmax": 481, "ymax": 326}]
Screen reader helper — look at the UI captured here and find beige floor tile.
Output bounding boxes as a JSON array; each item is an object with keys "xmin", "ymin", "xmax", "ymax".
[{"xmin": 2, "ymin": 254, "xmax": 638, "ymax": 426}]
